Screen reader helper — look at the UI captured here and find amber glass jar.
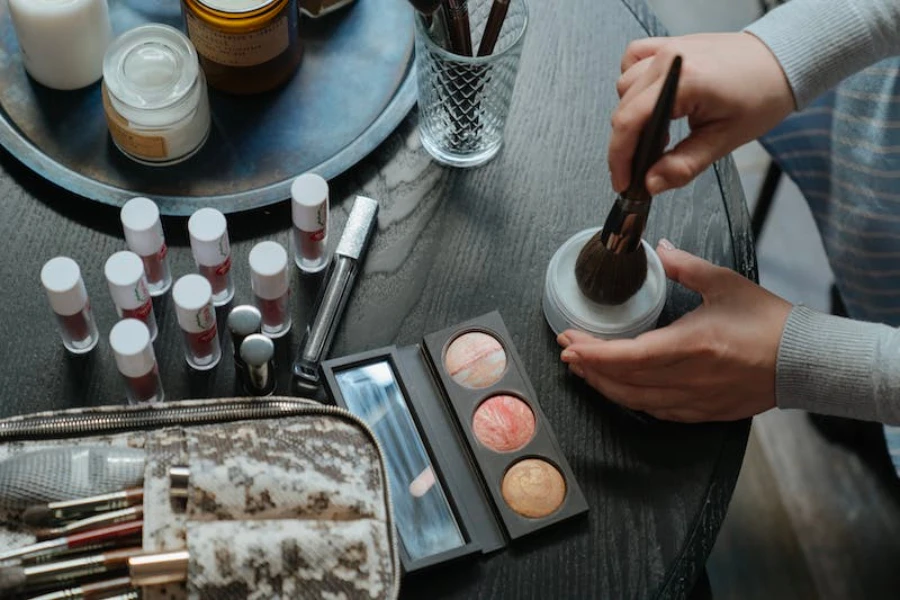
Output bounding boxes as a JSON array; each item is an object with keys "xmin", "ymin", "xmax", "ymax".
[{"xmin": 182, "ymin": 0, "xmax": 303, "ymax": 95}]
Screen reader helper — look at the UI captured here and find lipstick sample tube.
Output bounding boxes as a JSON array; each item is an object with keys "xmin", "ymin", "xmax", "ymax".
[
  {"xmin": 120, "ymin": 197, "xmax": 172, "ymax": 296},
  {"xmin": 227, "ymin": 305, "xmax": 262, "ymax": 373},
  {"xmin": 189, "ymin": 208, "xmax": 234, "ymax": 306},
  {"xmin": 249, "ymin": 241, "xmax": 292, "ymax": 338},
  {"xmin": 109, "ymin": 320, "xmax": 163, "ymax": 404},
  {"xmin": 292, "ymin": 196, "xmax": 379, "ymax": 390},
  {"xmin": 25, "ymin": 576, "xmax": 134, "ymax": 600},
  {"xmin": 105, "ymin": 251, "xmax": 158, "ymax": 342},
  {"xmin": 291, "ymin": 173, "xmax": 330, "ymax": 274},
  {"xmin": 173, "ymin": 274, "xmax": 221, "ymax": 370},
  {"xmin": 40, "ymin": 257, "xmax": 100, "ymax": 354}
]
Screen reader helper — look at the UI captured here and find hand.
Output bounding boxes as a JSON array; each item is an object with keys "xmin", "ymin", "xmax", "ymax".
[
  {"xmin": 558, "ymin": 239, "xmax": 792, "ymax": 422},
  {"xmin": 609, "ymin": 32, "xmax": 794, "ymax": 195}
]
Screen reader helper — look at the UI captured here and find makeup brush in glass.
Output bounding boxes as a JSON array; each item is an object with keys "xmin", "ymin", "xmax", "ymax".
[
  {"xmin": 574, "ymin": 55, "xmax": 681, "ymax": 305},
  {"xmin": 407, "ymin": 0, "xmax": 451, "ymax": 49}
]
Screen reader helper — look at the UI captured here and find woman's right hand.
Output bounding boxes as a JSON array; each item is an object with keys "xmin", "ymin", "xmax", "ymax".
[{"xmin": 609, "ymin": 32, "xmax": 795, "ymax": 195}]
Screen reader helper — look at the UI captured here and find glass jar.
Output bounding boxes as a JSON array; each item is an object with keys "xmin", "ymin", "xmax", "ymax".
[
  {"xmin": 102, "ymin": 24, "xmax": 211, "ymax": 166},
  {"xmin": 182, "ymin": 0, "xmax": 303, "ymax": 95}
]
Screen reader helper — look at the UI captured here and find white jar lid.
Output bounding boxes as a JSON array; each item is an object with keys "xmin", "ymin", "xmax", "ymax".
[
  {"xmin": 121, "ymin": 197, "xmax": 165, "ymax": 256},
  {"xmin": 105, "ymin": 251, "xmax": 150, "ymax": 310},
  {"xmin": 172, "ymin": 274, "xmax": 215, "ymax": 333},
  {"xmin": 109, "ymin": 319, "xmax": 156, "ymax": 378},
  {"xmin": 291, "ymin": 173, "xmax": 329, "ymax": 232},
  {"xmin": 542, "ymin": 228, "xmax": 667, "ymax": 339},
  {"xmin": 188, "ymin": 208, "xmax": 230, "ymax": 267},
  {"xmin": 41, "ymin": 257, "xmax": 89, "ymax": 317},
  {"xmin": 249, "ymin": 241, "xmax": 289, "ymax": 300}
]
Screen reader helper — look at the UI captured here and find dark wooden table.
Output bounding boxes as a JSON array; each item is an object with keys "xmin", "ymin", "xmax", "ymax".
[{"xmin": 0, "ymin": 0, "xmax": 753, "ymax": 597}]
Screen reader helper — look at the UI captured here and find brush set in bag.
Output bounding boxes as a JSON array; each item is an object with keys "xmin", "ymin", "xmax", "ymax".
[{"xmin": 0, "ymin": 399, "xmax": 399, "ymax": 600}]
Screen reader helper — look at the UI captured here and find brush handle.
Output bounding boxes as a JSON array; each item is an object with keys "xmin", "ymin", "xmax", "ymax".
[{"xmin": 626, "ymin": 56, "xmax": 681, "ymax": 197}]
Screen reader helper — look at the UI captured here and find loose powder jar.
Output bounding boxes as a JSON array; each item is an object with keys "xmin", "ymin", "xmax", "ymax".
[
  {"xmin": 102, "ymin": 24, "xmax": 211, "ymax": 166},
  {"xmin": 182, "ymin": 0, "xmax": 303, "ymax": 94}
]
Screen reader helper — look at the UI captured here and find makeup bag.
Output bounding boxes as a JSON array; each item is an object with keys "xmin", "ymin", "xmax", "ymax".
[{"xmin": 0, "ymin": 398, "xmax": 399, "ymax": 600}]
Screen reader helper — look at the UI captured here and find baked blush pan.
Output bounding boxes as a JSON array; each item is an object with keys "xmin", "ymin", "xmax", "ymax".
[{"xmin": 423, "ymin": 311, "xmax": 588, "ymax": 540}]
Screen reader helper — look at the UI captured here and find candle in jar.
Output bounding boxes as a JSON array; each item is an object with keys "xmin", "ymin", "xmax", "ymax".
[{"xmin": 8, "ymin": 0, "xmax": 112, "ymax": 90}]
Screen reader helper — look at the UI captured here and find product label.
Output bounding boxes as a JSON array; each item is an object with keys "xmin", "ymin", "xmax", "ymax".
[
  {"xmin": 185, "ymin": 304, "xmax": 216, "ymax": 335},
  {"xmin": 185, "ymin": 11, "xmax": 290, "ymax": 68},
  {"xmin": 215, "ymin": 255, "xmax": 232, "ymax": 276},
  {"xmin": 102, "ymin": 85, "xmax": 168, "ymax": 160}
]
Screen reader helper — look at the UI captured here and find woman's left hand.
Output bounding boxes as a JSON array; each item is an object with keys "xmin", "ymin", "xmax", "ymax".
[{"xmin": 558, "ymin": 239, "xmax": 792, "ymax": 422}]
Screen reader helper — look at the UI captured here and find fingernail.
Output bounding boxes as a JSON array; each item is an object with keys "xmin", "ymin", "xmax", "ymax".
[
  {"xmin": 561, "ymin": 349, "xmax": 578, "ymax": 362},
  {"xmin": 557, "ymin": 333, "xmax": 571, "ymax": 347},
  {"xmin": 658, "ymin": 238, "xmax": 676, "ymax": 251},
  {"xmin": 569, "ymin": 364, "xmax": 584, "ymax": 378},
  {"xmin": 647, "ymin": 175, "xmax": 666, "ymax": 194}
]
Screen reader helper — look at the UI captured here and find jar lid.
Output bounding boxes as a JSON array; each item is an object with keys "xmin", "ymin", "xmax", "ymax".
[
  {"xmin": 196, "ymin": 0, "xmax": 278, "ymax": 14},
  {"xmin": 542, "ymin": 228, "xmax": 667, "ymax": 339},
  {"xmin": 172, "ymin": 274, "xmax": 215, "ymax": 333},
  {"xmin": 109, "ymin": 319, "xmax": 156, "ymax": 378},
  {"xmin": 188, "ymin": 208, "xmax": 230, "ymax": 267},
  {"xmin": 103, "ymin": 24, "xmax": 200, "ymax": 110},
  {"xmin": 249, "ymin": 241, "xmax": 289, "ymax": 300},
  {"xmin": 291, "ymin": 173, "xmax": 329, "ymax": 232},
  {"xmin": 105, "ymin": 251, "xmax": 150, "ymax": 310},
  {"xmin": 41, "ymin": 257, "xmax": 88, "ymax": 317},
  {"xmin": 121, "ymin": 197, "xmax": 165, "ymax": 256}
]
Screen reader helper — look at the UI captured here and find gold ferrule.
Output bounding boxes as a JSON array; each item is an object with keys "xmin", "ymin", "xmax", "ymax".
[{"xmin": 129, "ymin": 550, "xmax": 190, "ymax": 586}]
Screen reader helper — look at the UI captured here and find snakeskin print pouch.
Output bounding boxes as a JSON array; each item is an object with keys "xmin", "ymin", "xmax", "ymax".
[{"xmin": 0, "ymin": 398, "xmax": 399, "ymax": 600}]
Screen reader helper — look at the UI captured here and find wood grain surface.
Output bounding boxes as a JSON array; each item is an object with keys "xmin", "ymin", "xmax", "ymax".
[{"xmin": 0, "ymin": 0, "xmax": 752, "ymax": 598}]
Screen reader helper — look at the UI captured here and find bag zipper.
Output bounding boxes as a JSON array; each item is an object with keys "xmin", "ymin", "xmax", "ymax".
[{"xmin": 0, "ymin": 398, "xmax": 401, "ymax": 600}]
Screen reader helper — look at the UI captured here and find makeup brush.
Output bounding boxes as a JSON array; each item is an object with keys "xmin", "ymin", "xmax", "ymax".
[
  {"xmin": 407, "ymin": 0, "xmax": 451, "ymax": 49},
  {"xmin": 442, "ymin": 0, "xmax": 473, "ymax": 56},
  {"xmin": 33, "ymin": 506, "xmax": 143, "ymax": 540},
  {"xmin": 23, "ymin": 488, "xmax": 143, "ymax": 526},
  {"xmin": 24, "ymin": 576, "xmax": 133, "ymax": 600},
  {"xmin": 574, "ymin": 55, "xmax": 682, "ymax": 305},
  {"xmin": 0, "ymin": 547, "xmax": 143, "ymax": 593},
  {"xmin": 476, "ymin": 0, "xmax": 510, "ymax": 56},
  {"xmin": 0, "ymin": 521, "xmax": 142, "ymax": 564}
]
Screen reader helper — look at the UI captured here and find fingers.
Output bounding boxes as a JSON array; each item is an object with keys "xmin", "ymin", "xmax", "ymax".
[
  {"xmin": 568, "ymin": 363, "xmax": 677, "ymax": 412},
  {"xmin": 644, "ymin": 127, "xmax": 733, "ymax": 194},
  {"xmin": 621, "ymin": 37, "xmax": 668, "ymax": 72},
  {"xmin": 616, "ymin": 57, "xmax": 653, "ymax": 99},
  {"xmin": 608, "ymin": 79, "xmax": 665, "ymax": 192},
  {"xmin": 656, "ymin": 242, "xmax": 729, "ymax": 294},
  {"xmin": 561, "ymin": 324, "xmax": 693, "ymax": 372}
]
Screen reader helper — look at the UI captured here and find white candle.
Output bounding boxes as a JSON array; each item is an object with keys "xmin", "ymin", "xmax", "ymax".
[{"xmin": 8, "ymin": 0, "xmax": 112, "ymax": 90}]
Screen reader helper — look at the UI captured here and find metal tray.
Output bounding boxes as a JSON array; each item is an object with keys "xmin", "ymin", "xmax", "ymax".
[{"xmin": 0, "ymin": 0, "xmax": 415, "ymax": 215}]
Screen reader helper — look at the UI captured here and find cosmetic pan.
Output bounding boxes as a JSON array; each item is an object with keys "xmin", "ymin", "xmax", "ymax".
[
  {"xmin": 321, "ymin": 311, "xmax": 588, "ymax": 573},
  {"xmin": 543, "ymin": 227, "xmax": 666, "ymax": 339}
]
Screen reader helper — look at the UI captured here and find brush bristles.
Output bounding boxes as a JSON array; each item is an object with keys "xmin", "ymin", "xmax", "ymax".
[
  {"xmin": 0, "ymin": 565, "xmax": 25, "ymax": 592},
  {"xmin": 574, "ymin": 232, "xmax": 647, "ymax": 305},
  {"xmin": 22, "ymin": 506, "xmax": 51, "ymax": 527}
]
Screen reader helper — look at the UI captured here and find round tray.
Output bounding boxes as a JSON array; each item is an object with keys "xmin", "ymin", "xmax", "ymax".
[{"xmin": 0, "ymin": 0, "xmax": 415, "ymax": 215}]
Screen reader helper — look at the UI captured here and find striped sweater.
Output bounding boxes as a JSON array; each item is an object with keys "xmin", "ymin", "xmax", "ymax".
[{"xmin": 742, "ymin": 1, "xmax": 900, "ymax": 441}]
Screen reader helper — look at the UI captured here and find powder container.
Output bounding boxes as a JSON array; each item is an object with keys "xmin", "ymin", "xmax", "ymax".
[
  {"xmin": 40, "ymin": 257, "xmax": 100, "ymax": 354},
  {"xmin": 173, "ymin": 274, "xmax": 222, "ymax": 370},
  {"xmin": 182, "ymin": 0, "xmax": 303, "ymax": 95},
  {"xmin": 102, "ymin": 24, "xmax": 211, "ymax": 166}
]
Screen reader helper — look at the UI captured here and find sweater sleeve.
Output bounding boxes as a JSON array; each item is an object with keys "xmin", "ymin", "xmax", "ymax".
[
  {"xmin": 744, "ymin": 0, "xmax": 900, "ymax": 108},
  {"xmin": 776, "ymin": 306, "xmax": 900, "ymax": 425}
]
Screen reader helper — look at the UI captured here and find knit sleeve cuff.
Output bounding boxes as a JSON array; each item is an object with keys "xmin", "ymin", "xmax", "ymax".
[
  {"xmin": 776, "ymin": 306, "xmax": 879, "ymax": 420},
  {"xmin": 745, "ymin": 0, "xmax": 900, "ymax": 108}
]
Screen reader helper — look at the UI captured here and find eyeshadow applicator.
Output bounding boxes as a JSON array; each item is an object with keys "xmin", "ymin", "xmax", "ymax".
[{"xmin": 574, "ymin": 55, "xmax": 681, "ymax": 305}]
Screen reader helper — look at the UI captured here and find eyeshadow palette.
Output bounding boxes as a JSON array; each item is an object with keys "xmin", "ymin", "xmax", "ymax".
[{"xmin": 321, "ymin": 311, "xmax": 588, "ymax": 573}]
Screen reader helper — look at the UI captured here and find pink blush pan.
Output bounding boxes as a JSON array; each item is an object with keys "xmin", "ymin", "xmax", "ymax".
[{"xmin": 472, "ymin": 395, "xmax": 536, "ymax": 453}]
